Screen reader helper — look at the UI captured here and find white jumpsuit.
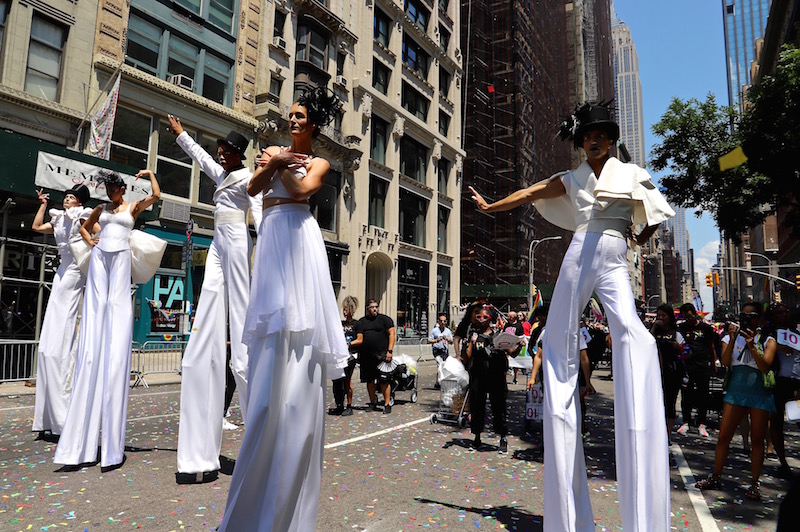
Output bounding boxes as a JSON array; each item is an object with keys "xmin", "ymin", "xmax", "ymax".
[
  {"xmin": 32, "ymin": 206, "xmax": 90, "ymax": 435},
  {"xmin": 219, "ymin": 165, "xmax": 349, "ymax": 531},
  {"xmin": 533, "ymin": 158, "xmax": 675, "ymax": 532},
  {"xmin": 54, "ymin": 203, "xmax": 134, "ymax": 468},
  {"xmin": 174, "ymin": 132, "xmax": 262, "ymax": 476}
]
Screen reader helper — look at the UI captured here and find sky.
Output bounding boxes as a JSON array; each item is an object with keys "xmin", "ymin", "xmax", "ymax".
[{"xmin": 612, "ymin": 0, "xmax": 728, "ymax": 311}]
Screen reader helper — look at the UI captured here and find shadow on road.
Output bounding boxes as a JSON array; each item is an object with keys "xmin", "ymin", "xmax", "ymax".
[{"xmin": 415, "ymin": 496, "xmax": 544, "ymax": 531}]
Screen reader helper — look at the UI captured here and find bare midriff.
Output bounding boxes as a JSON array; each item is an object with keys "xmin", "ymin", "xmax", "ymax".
[{"xmin": 262, "ymin": 197, "xmax": 309, "ymax": 210}]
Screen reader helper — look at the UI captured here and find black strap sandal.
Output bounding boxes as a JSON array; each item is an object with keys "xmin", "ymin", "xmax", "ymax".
[{"xmin": 695, "ymin": 475, "xmax": 721, "ymax": 490}]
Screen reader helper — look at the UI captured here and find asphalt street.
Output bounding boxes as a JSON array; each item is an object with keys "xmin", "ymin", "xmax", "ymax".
[{"xmin": 0, "ymin": 345, "xmax": 796, "ymax": 531}]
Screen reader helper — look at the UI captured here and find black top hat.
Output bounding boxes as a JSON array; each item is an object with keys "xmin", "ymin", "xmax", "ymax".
[
  {"xmin": 67, "ymin": 184, "xmax": 90, "ymax": 205},
  {"xmin": 558, "ymin": 102, "xmax": 620, "ymax": 148},
  {"xmin": 217, "ymin": 131, "xmax": 249, "ymax": 160}
]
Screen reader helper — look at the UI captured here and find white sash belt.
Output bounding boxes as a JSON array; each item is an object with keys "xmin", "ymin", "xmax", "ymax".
[{"xmin": 215, "ymin": 210, "xmax": 246, "ymax": 225}]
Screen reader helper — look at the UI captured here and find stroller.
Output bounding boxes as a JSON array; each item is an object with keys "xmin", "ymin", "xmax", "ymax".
[
  {"xmin": 430, "ymin": 355, "xmax": 470, "ymax": 428},
  {"xmin": 381, "ymin": 353, "xmax": 419, "ymax": 406}
]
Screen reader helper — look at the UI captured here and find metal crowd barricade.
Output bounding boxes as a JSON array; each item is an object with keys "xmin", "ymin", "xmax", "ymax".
[
  {"xmin": 131, "ymin": 340, "xmax": 187, "ymax": 388},
  {"xmin": 0, "ymin": 340, "xmax": 38, "ymax": 383}
]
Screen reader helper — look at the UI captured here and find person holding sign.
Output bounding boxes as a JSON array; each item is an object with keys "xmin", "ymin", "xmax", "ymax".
[
  {"xmin": 767, "ymin": 303, "xmax": 800, "ymax": 478},
  {"xmin": 31, "ymin": 184, "xmax": 92, "ymax": 439},
  {"xmin": 54, "ymin": 170, "xmax": 161, "ymax": 472},
  {"xmin": 695, "ymin": 302, "xmax": 775, "ymax": 500},
  {"xmin": 470, "ymin": 102, "xmax": 673, "ymax": 531}
]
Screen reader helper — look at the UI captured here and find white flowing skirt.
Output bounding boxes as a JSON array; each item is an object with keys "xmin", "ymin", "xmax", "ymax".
[{"xmin": 242, "ymin": 204, "xmax": 349, "ymax": 375}]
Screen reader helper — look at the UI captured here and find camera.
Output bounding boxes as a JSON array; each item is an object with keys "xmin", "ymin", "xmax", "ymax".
[{"xmin": 738, "ymin": 312, "xmax": 759, "ymax": 332}]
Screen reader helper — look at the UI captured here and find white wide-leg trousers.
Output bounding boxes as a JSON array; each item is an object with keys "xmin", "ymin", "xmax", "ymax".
[
  {"xmin": 542, "ymin": 232, "xmax": 669, "ymax": 532},
  {"xmin": 54, "ymin": 248, "xmax": 132, "ymax": 467},
  {"xmin": 177, "ymin": 224, "xmax": 252, "ymax": 474},
  {"xmin": 33, "ymin": 259, "xmax": 84, "ymax": 435},
  {"xmin": 220, "ymin": 329, "xmax": 326, "ymax": 532}
]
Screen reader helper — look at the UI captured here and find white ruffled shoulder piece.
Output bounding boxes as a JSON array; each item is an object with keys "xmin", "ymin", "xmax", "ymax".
[
  {"xmin": 48, "ymin": 208, "xmax": 64, "ymax": 221},
  {"xmin": 594, "ymin": 157, "xmax": 675, "ymax": 227},
  {"xmin": 532, "ymin": 171, "xmax": 579, "ymax": 232}
]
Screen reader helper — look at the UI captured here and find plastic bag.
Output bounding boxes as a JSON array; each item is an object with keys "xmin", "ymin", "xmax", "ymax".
[
  {"xmin": 392, "ymin": 353, "xmax": 418, "ymax": 375},
  {"xmin": 438, "ymin": 356, "xmax": 469, "ymax": 388}
]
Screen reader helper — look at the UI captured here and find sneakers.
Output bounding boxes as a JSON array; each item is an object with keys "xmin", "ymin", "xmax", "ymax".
[
  {"xmin": 341, "ymin": 406, "xmax": 353, "ymax": 416},
  {"xmin": 498, "ymin": 437, "xmax": 508, "ymax": 453},
  {"xmin": 698, "ymin": 424, "xmax": 710, "ymax": 438},
  {"xmin": 676, "ymin": 423, "xmax": 690, "ymax": 435},
  {"xmin": 383, "ymin": 404, "xmax": 392, "ymax": 414},
  {"xmin": 222, "ymin": 418, "xmax": 239, "ymax": 431},
  {"xmin": 472, "ymin": 435, "xmax": 482, "ymax": 450}
]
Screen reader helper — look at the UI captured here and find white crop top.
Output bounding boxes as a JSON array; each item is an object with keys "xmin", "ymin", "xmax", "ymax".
[
  {"xmin": 96, "ymin": 203, "xmax": 134, "ymax": 253},
  {"xmin": 263, "ymin": 154, "xmax": 312, "ymax": 200}
]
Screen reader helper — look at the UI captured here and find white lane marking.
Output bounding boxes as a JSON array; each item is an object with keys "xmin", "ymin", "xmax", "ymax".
[
  {"xmin": 671, "ymin": 443, "xmax": 720, "ymax": 532},
  {"xmin": 325, "ymin": 416, "xmax": 431, "ymax": 449}
]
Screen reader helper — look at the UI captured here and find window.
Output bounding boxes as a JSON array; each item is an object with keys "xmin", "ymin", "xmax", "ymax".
[
  {"xmin": 297, "ymin": 24, "xmax": 328, "ymax": 69},
  {"xmin": 336, "ymin": 52, "xmax": 346, "ymax": 76},
  {"xmin": 209, "ymin": 0, "xmax": 235, "ymax": 31},
  {"xmin": 167, "ymin": 37, "xmax": 198, "ymax": 81},
  {"xmin": 274, "ymin": 9, "xmax": 286, "ymax": 38},
  {"xmin": 438, "ymin": 0, "xmax": 449, "ymax": 14},
  {"xmin": 437, "ymin": 206, "xmax": 449, "ymax": 253},
  {"xmin": 157, "ymin": 119, "xmax": 194, "ymax": 197},
  {"xmin": 312, "ymin": 170, "xmax": 340, "ymax": 232},
  {"xmin": 397, "ymin": 256, "xmax": 429, "ymax": 333},
  {"xmin": 404, "ymin": 0, "xmax": 429, "ymax": 31},
  {"xmin": 373, "ymin": 59, "xmax": 390, "ymax": 95},
  {"xmin": 436, "ymin": 265, "xmax": 450, "ymax": 316},
  {"xmin": 203, "ymin": 53, "xmax": 231, "ymax": 104},
  {"xmin": 400, "ymin": 135, "xmax": 427, "ymax": 183},
  {"xmin": 438, "ymin": 110, "xmax": 450, "ymax": 136},
  {"xmin": 369, "ymin": 175, "xmax": 388, "ymax": 228},
  {"xmin": 25, "ymin": 15, "xmax": 67, "ymax": 101},
  {"xmin": 175, "ymin": 0, "xmax": 201, "ymax": 15},
  {"xmin": 402, "ymin": 34, "xmax": 429, "ymax": 79},
  {"xmin": 439, "ymin": 67, "xmax": 451, "ymax": 98},
  {"xmin": 126, "ymin": 15, "xmax": 161, "ymax": 75},
  {"xmin": 402, "ymin": 83, "xmax": 429, "ymax": 122},
  {"xmin": 437, "ymin": 158, "xmax": 449, "ymax": 193},
  {"xmin": 439, "ymin": 24, "xmax": 450, "ymax": 52},
  {"xmin": 374, "ymin": 8, "xmax": 391, "ymax": 47},
  {"xmin": 399, "ymin": 190, "xmax": 427, "ymax": 247},
  {"xmin": 0, "ymin": 1, "xmax": 10, "ymax": 55},
  {"xmin": 110, "ymin": 107, "xmax": 151, "ymax": 169},
  {"xmin": 370, "ymin": 116, "xmax": 388, "ymax": 165},
  {"xmin": 197, "ymin": 133, "xmax": 219, "ymax": 204},
  {"xmin": 269, "ymin": 76, "xmax": 282, "ymax": 98}
]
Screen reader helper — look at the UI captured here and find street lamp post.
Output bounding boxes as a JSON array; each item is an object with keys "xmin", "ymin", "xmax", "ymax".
[
  {"xmin": 746, "ymin": 251, "xmax": 775, "ymax": 299},
  {"xmin": 528, "ymin": 236, "xmax": 562, "ymax": 311}
]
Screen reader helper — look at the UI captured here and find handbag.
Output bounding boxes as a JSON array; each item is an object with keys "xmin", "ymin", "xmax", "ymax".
[
  {"xmin": 786, "ymin": 400, "xmax": 800, "ymax": 422},
  {"xmin": 762, "ymin": 369, "xmax": 776, "ymax": 390},
  {"xmin": 68, "ymin": 238, "xmax": 93, "ymax": 276}
]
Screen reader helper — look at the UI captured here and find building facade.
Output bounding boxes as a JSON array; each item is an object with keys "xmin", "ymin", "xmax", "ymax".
[
  {"xmin": 722, "ymin": 0, "xmax": 772, "ymax": 112},
  {"xmin": 0, "ymin": 0, "xmax": 463, "ymax": 343}
]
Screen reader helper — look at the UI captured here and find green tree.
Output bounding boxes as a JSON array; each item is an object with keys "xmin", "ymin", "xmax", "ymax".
[
  {"xmin": 649, "ymin": 94, "xmax": 771, "ymax": 237},
  {"xmin": 739, "ymin": 45, "xmax": 800, "ymax": 228}
]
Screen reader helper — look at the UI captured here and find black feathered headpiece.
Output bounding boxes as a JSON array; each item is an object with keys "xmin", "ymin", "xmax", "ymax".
[{"xmin": 297, "ymin": 87, "xmax": 343, "ymax": 137}]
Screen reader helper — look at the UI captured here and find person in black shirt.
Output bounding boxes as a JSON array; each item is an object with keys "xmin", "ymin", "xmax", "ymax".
[
  {"xmin": 650, "ymin": 304, "xmax": 685, "ymax": 439},
  {"xmin": 454, "ymin": 300, "xmax": 487, "ymax": 360},
  {"xmin": 329, "ymin": 296, "xmax": 359, "ymax": 416},
  {"xmin": 350, "ymin": 298, "xmax": 396, "ymax": 414},
  {"xmin": 463, "ymin": 305, "xmax": 520, "ymax": 453},
  {"xmin": 677, "ymin": 303, "xmax": 719, "ymax": 438}
]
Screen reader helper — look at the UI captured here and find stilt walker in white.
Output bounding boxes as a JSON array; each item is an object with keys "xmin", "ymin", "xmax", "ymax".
[
  {"xmin": 165, "ymin": 115, "xmax": 262, "ymax": 484},
  {"xmin": 31, "ymin": 184, "xmax": 92, "ymax": 437},
  {"xmin": 470, "ymin": 102, "xmax": 675, "ymax": 532},
  {"xmin": 219, "ymin": 88, "xmax": 349, "ymax": 531},
  {"xmin": 54, "ymin": 170, "xmax": 161, "ymax": 471}
]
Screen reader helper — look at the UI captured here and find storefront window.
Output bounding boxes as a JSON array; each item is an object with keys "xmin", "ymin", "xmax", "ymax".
[{"xmin": 397, "ymin": 256, "xmax": 429, "ymax": 334}]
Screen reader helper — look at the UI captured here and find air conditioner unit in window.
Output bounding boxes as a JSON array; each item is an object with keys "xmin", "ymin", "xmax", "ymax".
[
  {"xmin": 168, "ymin": 74, "xmax": 194, "ymax": 91},
  {"xmin": 335, "ymin": 75, "xmax": 347, "ymax": 87},
  {"xmin": 273, "ymin": 36, "xmax": 287, "ymax": 50}
]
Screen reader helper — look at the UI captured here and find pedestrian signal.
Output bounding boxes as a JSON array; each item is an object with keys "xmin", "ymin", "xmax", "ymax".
[{"xmin": 706, "ymin": 273, "xmax": 713, "ymax": 287}]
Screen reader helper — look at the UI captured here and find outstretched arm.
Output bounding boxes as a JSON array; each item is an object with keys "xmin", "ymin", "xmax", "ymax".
[
  {"xmin": 131, "ymin": 170, "xmax": 161, "ymax": 219},
  {"xmin": 469, "ymin": 177, "xmax": 566, "ymax": 214},
  {"xmin": 32, "ymin": 189, "xmax": 54, "ymax": 234},
  {"xmin": 168, "ymin": 114, "xmax": 225, "ymax": 182}
]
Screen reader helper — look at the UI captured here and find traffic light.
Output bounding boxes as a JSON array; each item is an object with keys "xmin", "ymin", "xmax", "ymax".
[
  {"xmin": 796, "ymin": 274, "xmax": 800, "ymax": 291},
  {"xmin": 706, "ymin": 273, "xmax": 713, "ymax": 287},
  {"xmin": 714, "ymin": 272, "xmax": 720, "ymax": 286}
]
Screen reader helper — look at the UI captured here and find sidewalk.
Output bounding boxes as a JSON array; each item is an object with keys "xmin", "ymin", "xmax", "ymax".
[{"xmin": 0, "ymin": 372, "xmax": 182, "ymax": 397}]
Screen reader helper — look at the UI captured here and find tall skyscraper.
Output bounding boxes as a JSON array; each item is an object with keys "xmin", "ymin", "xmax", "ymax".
[
  {"xmin": 611, "ymin": 16, "xmax": 645, "ymax": 166},
  {"xmin": 722, "ymin": 0, "xmax": 772, "ymax": 111}
]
